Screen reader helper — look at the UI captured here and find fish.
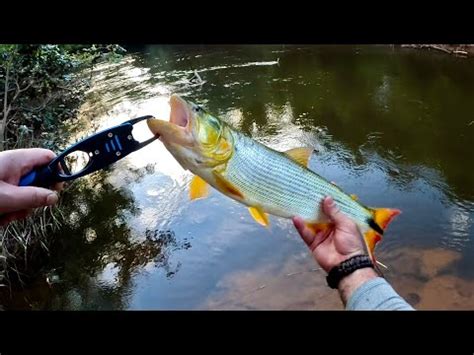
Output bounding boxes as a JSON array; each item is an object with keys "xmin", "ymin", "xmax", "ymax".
[{"xmin": 147, "ymin": 94, "xmax": 400, "ymax": 263}]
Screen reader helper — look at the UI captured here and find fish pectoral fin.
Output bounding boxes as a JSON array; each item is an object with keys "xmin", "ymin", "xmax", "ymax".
[
  {"xmin": 305, "ymin": 222, "xmax": 333, "ymax": 235},
  {"xmin": 189, "ymin": 175, "xmax": 210, "ymax": 200},
  {"xmin": 248, "ymin": 206, "xmax": 270, "ymax": 227},
  {"xmin": 284, "ymin": 147, "xmax": 313, "ymax": 167},
  {"xmin": 212, "ymin": 171, "xmax": 244, "ymax": 200},
  {"xmin": 350, "ymin": 194, "xmax": 358, "ymax": 201}
]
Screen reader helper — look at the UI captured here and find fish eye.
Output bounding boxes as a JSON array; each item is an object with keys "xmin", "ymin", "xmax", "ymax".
[{"xmin": 193, "ymin": 105, "xmax": 203, "ymax": 113}]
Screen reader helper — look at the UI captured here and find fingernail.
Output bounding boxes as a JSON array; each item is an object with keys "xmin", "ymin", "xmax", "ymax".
[{"xmin": 46, "ymin": 192, "xmax": 58, "ymax": 205}]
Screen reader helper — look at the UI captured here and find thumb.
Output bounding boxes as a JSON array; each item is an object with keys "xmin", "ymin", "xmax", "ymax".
[
  {"xmin": 322, "ymin": 196, "xmax": 348, "ymax": 225},
  {"xmin": 0, "ymin": 183, "xmax": 58, "ymax": 213}
]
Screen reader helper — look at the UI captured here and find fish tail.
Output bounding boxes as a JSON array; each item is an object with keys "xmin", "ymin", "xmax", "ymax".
[{"xmin": 363, "ymin": 208, "xmax": 401, "ymax": 265}]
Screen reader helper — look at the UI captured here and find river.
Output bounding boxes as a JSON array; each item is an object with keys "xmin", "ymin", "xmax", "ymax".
[{"xmin": 2, "ymin": 45, "xmax": 474, "ymax": 310}]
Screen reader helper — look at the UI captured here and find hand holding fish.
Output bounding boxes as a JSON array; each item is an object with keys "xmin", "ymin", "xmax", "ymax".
[
  {"xmin": 293, "ymin": 196, "xmax": 380, "ymax": 305},
  {"xmin": 293, "ymin": 196, "xmax": 366, "ymax": 273},
  {"xmin": 0, "ymin": 148, "xmax": 62, "ymax": 225}
]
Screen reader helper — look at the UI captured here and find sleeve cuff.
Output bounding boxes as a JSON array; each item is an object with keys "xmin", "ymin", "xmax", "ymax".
[{"xmin": 346, "ymin": 277, "xmax": 415, "ymax": 310}]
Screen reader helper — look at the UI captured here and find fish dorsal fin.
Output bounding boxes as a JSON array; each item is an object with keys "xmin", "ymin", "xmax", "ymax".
[
  {"xmin": 189, "ymin": 175, "xmax": 209, "ymax": 200},
  {"xmin": 248, "ymin": 206, "xmax": 270, "ymax": 227},
  {"xmin": 212, "ymin": 171, "xmax": 244, "ymax": 200},
  {"xmin": 284, "ymin": 147, "xmax": 313, "ymax": 167}
]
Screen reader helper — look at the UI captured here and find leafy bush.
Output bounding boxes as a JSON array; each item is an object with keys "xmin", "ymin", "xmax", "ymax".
[
  {"xmin": 0, "ymin": 44, "xmax": 126, "ymax": 150},
  {"xmin": 0, "ymin": 44, "xmax": 126, "ymax": 286}
]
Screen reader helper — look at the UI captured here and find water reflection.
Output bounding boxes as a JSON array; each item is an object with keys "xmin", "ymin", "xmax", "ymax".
[
  {"xmin": 383, "ymin": 247, "xmax": 474, "ymax": 309},
  {"xmin": 2, "ymin": 45, "xmax": 474, "ymax": 310},
  {"xmin": 201, "ymin": 254, "xmax": 341, "ymax": 310}
]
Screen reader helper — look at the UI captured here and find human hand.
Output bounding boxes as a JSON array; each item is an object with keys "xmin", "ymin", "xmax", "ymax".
[
  {"xmin": 292, "ymin": 196, "xmax": 366, "ymax": 273},
  {"xmin": 0, "ymin": 148, "xmax": 63, "ymax": 226}
]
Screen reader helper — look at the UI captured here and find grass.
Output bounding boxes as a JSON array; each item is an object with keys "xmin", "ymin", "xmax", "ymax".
[{"xmin": 0, "ymin": 200, "xmax": 66, "ymax": 288}]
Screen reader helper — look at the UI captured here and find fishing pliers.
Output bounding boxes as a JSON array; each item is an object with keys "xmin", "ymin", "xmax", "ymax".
[{"xmin": 19, "ymin": 115, "xmax": 159, "ymax": 188}]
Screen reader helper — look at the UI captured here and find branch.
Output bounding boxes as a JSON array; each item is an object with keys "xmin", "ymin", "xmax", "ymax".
[
  {"xmin": 6, "ymin": 111, "xmax": 18, "ymax": 127},
  {"xmin": 22, "ymin": 92, "xmax": 60, "ymax": 113},
  {"xmin": 2, "ymin": 64, "xmax": 9, "ymax": 122},
  {"xmin": 429, "ymin": 45, "xmax": 452, "ymax": 54},
  {"xmin": 3, "ymin": 78, "xmax": 21, "ymax": 122},
  {"xmin": 18, "ymin": 79, "xmax": 33, "ymax": 94},
  {"xmin": 454, "ymin": 50, "xmax": 468, "ymax": 56}
]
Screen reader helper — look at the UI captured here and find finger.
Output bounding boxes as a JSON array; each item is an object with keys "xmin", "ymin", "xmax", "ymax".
[
  {"xmin": 0, "ymin": 184, "xmax": 58, "ymax": 213},
  {"xmin": 53, "ymin": 181, "xmax": 65, "ymax": 192},
  {"xmin": 293, "ymin": 216, "xmax": 317, "ymax": 246},
  {"xmin": 10, "ymin": 148, "xmax": 57, "ymax": 177},
  {"xmin": 322, "ymin": 196, "xmax": 350, "ymax": 225},
  {"xmin": 308, "ymin": 230, "xmax": 330, "ymax": 252}
]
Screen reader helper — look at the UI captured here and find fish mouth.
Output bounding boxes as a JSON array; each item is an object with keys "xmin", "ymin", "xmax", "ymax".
[
  {"xmin": 169, "ymin": 94, "xmax": 190, "ymax": 128},
  {"xmin": 146, "ymin": 94, "xmax": 194, "ymax": 146}
]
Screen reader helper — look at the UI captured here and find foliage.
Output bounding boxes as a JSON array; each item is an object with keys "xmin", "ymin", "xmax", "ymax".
[
  {"xmin": 0, "ymin": 44, "xmax": 126, "ymax": 151},
  {"xmin": 0, "ymin": 44, "xmax": 126, "ymax": 287}
]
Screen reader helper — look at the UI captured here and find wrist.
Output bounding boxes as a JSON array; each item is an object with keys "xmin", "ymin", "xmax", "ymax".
[
  {"xmin": 326, "ymin": 254, "xmax": 374, "ymax": 289},
  {"xmin": 324, "ymin": 251, "xmax": 364, "ymax": 273},
  {"xmin": 338, "ymin": 267, "xmax": 379, "ymax": 306}
]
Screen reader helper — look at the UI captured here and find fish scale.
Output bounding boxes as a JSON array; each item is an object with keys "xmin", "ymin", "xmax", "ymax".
[{"xmin": 224, "ymin": 131, "xmax": 373, "ymax": 225}]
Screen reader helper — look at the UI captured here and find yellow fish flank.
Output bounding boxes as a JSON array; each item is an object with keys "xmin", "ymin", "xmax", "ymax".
[{"xmin": 147, "ymin": 94, "xmax": 400, "ymax": 263}]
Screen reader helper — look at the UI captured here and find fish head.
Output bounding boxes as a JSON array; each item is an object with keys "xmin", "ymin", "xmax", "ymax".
[{"xmin": 147, "ymin": 94, "xmax": 234, "ymax": 171}]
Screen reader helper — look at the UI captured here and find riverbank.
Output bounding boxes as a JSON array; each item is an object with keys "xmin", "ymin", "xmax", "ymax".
[
  {"xmin": 0, "ymin": 45, "xmax": 125, "ymax": 288},
  {"xmin": 401, "ymin": 44, "xmax": 474, "ymax": 57}
]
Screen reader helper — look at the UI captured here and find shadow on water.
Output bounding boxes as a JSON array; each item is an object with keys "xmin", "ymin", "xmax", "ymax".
[
  {"xmin": 0, "ymin": 164, "xmax": 189, "ymax": 310},
  {"xmin": 2, "ymin": 45, "xmax": 474, "ymax": 309}
]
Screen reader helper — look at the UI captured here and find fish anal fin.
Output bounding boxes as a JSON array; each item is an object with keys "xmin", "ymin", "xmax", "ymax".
[
  {"xmin": 248, "ymin": 206, "xmax": 270, "ymax": 227},
  {"xmin": 284, "ymin": 147, "xmax": 313, "ymax": 167},
  {"xmin": 189, "ymin": 175, "xmax": 209, "ymax": 200},
  {"xmin": 212, "ymin": 171, "xmax": 244, "ymax": 200},
  {"xmin": 305, "ymin": 222, "xmax": 333, "ymax": 235}
]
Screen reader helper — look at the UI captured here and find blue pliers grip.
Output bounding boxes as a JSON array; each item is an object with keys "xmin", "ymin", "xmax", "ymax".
[{"xmin": 19, "ymin": 115, "xmax": 159, "ymax": 188}]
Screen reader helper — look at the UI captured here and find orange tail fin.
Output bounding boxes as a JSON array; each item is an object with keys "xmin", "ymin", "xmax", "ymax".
[{"xmin": 363, "ymin": 208, "xmax": 401, "ymax": 264}]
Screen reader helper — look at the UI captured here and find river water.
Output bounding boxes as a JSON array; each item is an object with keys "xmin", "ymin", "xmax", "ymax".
[{"xmin": 2, "ymin": 45, "xmax": 474, "ymax": 310}]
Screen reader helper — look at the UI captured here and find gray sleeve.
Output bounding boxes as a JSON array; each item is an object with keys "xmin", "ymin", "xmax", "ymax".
[{"xmin": 346, "ymin": 277, "xmax": 414, "ymax": 310}]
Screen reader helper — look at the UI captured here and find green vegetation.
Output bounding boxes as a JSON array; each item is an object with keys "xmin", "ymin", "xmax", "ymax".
[
  {"xmin": 0, "ymin": 44, "xmax": 125, "ymax": 150},
  {"xmin": 0, "ymin": 44, "xmax": 125, "ymax": 286}
]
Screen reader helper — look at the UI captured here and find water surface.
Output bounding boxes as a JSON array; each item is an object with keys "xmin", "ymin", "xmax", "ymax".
[{"xmin": 2, "ymin": 45, "xmax": 474, "ymax": 310}]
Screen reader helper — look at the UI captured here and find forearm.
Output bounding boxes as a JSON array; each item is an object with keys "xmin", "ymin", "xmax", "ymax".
[
  {"xmin": 338, "ymin": 268, "xmax": 414, "ymax": 310},
  {"xmin": 338, "ymin": 268, "xmax": 378, "ymax": 305}
]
